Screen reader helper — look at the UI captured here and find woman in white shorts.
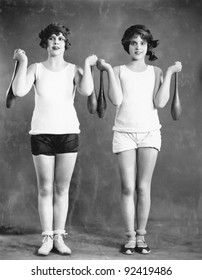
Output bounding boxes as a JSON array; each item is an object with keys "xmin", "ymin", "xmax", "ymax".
[{"xmin": 98, "ymin": 24, "xmax": 182, "ymax": 255}]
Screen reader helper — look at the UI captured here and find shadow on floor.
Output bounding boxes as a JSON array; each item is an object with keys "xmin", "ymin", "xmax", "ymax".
[{"xmin": 0, "ymin": 220, "xmax": 202, "ymax": 260}]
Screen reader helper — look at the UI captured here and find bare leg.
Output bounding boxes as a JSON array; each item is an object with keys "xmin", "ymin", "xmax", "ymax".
[
  {"xmin": 117, "ymin": 150, "xmax": 136, "ymax": 235},
  {"xmin": 32, "ymin": 155, "xmax": 55, "ymax": 232},
  {"xmin": 136, "ymin": 147, "xmax": 158, "ymax": 234},
  {"xmin": 53, "ymin": 152, "xmax": 78, "ymax": 231}
]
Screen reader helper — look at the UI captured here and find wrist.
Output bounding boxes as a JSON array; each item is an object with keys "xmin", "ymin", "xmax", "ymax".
[
  {"xmin": 166, "ymin": 67, "xmax": 174, "ymax": 76},
  {"xmin": 84, "ymin": 57, "xmax": 92, "ymax": 67},
  {"xmin": 18, "ymin": 57, "xmax": 28, "ymax": 65},
  {"xmin": 103, "ymin": 64, "xmax": 113, "ymax": 74}
]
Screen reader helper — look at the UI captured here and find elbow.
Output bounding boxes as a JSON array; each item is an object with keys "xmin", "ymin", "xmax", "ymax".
[
  {"xmin": 86, "ymin": 88, "xmax": 94, "ymax": 97},
  {"xmin": 13, "ymin": 92, "xmax": 22, "ymax": 97},
  {"xmin": 13, "ymin": 89, "xmax": 26, "ymax": 97},
  {"xmin": 113, "ymin": 89, "xmax": 123, "ymax": 106},
  {"xmin": 12, "ymin": 85, "xmax": 26, "ymax": 97},
  {"xmin": 154, "ymin": 97, "xmax": 169, "ymax": 108},
  {"xmin": 114, "ymin": 100, "xmax": 123, "ymax": 107},
  {"xmin": 155, "ymin": 101, "xmax": 167, "ymax": 108},
  {"xmin": 78, "ymin": 85, "xmax": 94, "ymax": 97},
  {"xmin": 80, "ymin": 89, "xmax": 92, "ymax": 97},
  {"xmin": 112, "ymin": 96, "xmax": 123, "ymax": 107},
  {"xmin": 13, "ymin": 90, "xmax": 27, "ymax": 97}
]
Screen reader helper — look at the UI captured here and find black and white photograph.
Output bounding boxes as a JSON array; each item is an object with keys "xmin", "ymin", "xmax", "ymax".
[{"xmin": 0, "ymin": 0, "xmax": 201, "ymax": 279}]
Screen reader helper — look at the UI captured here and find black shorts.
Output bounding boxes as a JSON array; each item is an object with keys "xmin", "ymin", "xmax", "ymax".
[{"xmin": 31, "ymin": 134, "xmax": 79, "ymax": 156}]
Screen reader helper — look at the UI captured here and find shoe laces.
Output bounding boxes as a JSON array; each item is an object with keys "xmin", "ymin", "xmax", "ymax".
[
  {"xmin": 125, "ymin": 239, "xmax": 136, "ymax": 248},
  {"xmin": 54, "ymin": 233, "xmax": 67, "ymax": 243},
  {"xmin": 42, "ymin": 235, "xmax": 53, "ymax": 245},
  {"xmin": 136, "ymin": 236, "xmax": 147, "ymax": 247}
]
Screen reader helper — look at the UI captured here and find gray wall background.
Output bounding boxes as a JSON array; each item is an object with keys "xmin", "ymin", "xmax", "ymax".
[{"xmin": 0, "ymin": 0, "xmax": 202, "ymax": 235}]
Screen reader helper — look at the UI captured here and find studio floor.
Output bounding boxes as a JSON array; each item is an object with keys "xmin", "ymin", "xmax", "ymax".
[{"xmin": 0, "ymin": 220, "xmax": 202, "ymax": 260}]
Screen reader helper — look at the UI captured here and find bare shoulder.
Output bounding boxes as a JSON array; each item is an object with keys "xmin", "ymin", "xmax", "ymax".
[
  {"xmin": 153, "ymin": 66, "xmax": 163, "ymax": 76},
  {"xmin": 113, "ymin": 65, "xmax": 120, "ymax": 71},
  {"xmin": 27, "ymin": 63, "xmax": 37, "ymax": 73},
  {"xmin": 113, "ymin": 65, "xmax": 121, "ymax": 75}
]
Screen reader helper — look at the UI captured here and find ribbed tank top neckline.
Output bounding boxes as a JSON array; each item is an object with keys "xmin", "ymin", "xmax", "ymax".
[
  {"xmin": 41, "ymin": 62, "xmax": 70, "ymax": 73},
  {"xmin": 123, "ymin": 64, "xmax": 151, "ymax": 74}
]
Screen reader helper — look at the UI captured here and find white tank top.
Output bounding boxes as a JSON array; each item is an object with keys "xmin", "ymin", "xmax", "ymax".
[
  {"xmin": 113, "ymin": 65, "xmax": 161, "ymax": 132},
  {"xmin": 29, "ymin": 62, "xmax": 80, "ymax": 135}
]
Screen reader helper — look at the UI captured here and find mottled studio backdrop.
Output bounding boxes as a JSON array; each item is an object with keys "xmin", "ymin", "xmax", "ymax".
[{"xmin": 0, "ymin": 0, "xmax": 202, "ymax": 234}]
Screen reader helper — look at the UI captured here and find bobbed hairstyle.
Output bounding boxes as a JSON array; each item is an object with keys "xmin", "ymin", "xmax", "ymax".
[
  {"xmin": 39, "ymin": 23, "xmax": 71, "ymax": 50},
  {"xmin": 121, "ymin": 24, "xmax": 159, "ymax": 61}
]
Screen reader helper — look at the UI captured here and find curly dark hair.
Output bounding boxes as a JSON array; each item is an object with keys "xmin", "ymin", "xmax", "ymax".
[
  {"xmin": 121, "ymin": 25, "xmax": 159, "ymax": 61},
  {"xmin": 39, "ymin": 23, "xmax": 71, "ymax": 50}
]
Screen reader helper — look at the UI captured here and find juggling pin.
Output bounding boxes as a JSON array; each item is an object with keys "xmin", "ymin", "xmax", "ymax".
[
  {"xmin": 171, "ymin": 72, "xmax": 182, "ymax": 121},
  {"xmin": 87, "ymin": 66, "xmax": 97, "ymax": 114},
  {"xmin": 96, "ymin": 60, "xmax": 107, "ymax": 118},
  {"xmin": 6, "ymin": 61, "xmax": 19, "ymax": 108}
]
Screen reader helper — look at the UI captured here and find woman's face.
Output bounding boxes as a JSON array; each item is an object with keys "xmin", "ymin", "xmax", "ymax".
[
  {"xmin": 47, "ymin": 32, "xmax": 66, "ymax": 55},
  {"xmin": 128, "ymin": 35, "xmax": 148, "ymax": 61}
]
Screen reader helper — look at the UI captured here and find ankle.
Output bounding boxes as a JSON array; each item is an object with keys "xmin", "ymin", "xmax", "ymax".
[
  {"xmin": 53, "ymin": 229, "xmax": 67, "ymax": 236},
  {"xmin": 125, "ymin": 231, "xmax": 136, "ymax": 241},
  {"xmin": 136, "ymin": 229, "xmax": 147, "ymax": 237},
  {"xmin": 53, "ymin": 230, "xmax": 68, "ymax": 243},
  {"xmin": 42, "ymin": 230, "xmax": 53, "ymax": 237}
]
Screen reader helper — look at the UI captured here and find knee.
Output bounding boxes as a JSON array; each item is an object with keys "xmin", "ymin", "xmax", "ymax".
[
  {"xmin": 137, "ymin": 182, "xmax": 151, "ymax": 196},
  {"xmin": 38, "ymin": 184, "xmax": 53, "ymax": 197},
  {"xmin": 55, "ymin": 182, "xmax": 70, "ymax": 196},
  {"xmin": 121, "ymin": 185, "xmax": 134, "ymax": 196}
]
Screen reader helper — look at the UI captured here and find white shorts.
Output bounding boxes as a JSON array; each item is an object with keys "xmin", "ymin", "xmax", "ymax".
[{"xmin": 112, "ymin": 130, "xmax": 162, "ymax": 153}]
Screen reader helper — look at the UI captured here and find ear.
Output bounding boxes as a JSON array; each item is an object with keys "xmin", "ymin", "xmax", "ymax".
[{"xmin": 44, "ymin": 42, "xmax": 48, "ymax": 49}]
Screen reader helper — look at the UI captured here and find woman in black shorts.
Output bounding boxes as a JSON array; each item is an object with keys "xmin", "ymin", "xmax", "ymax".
[{"xmin": 12, "ymin": 23, "xmax": 97, "ymax": 256}]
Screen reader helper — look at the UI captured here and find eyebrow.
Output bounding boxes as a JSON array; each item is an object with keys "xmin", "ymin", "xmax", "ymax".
[
  {"xmin": 50, "ymin": 34, "xmax": 65, "ymax": 38},
  {"xmin": 130, "ymin": 38, "xmax": 146, "ymax": 42}
]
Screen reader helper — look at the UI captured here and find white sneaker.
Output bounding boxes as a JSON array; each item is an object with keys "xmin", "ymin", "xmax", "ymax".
[
  {"xmin": 54, "ymin": 234, "xmax": 71, "ymax": 255},
  {"xmin": 38, "ymin": 235, "xmax": 53, "ymax": 256}
]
